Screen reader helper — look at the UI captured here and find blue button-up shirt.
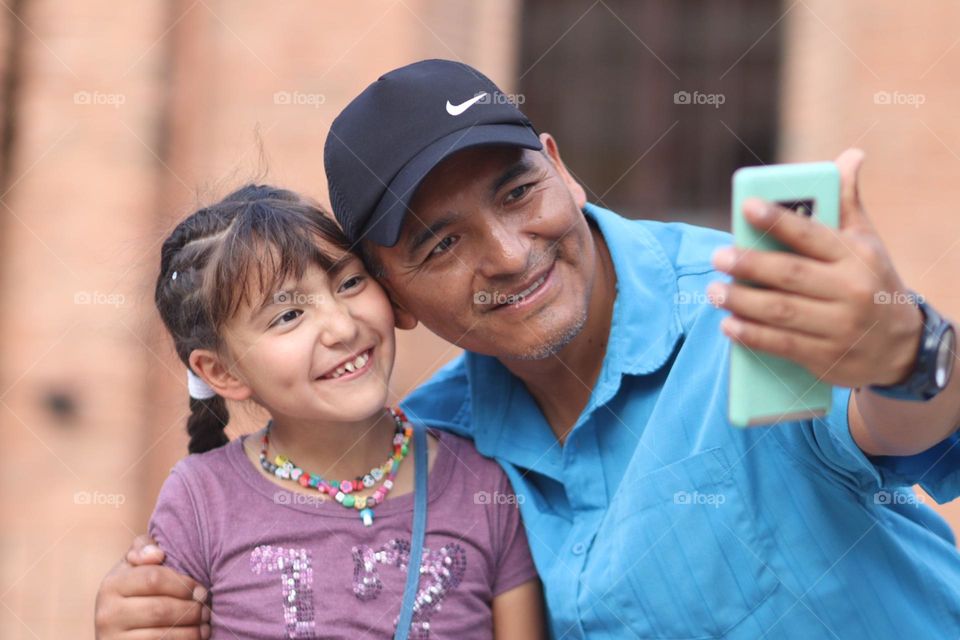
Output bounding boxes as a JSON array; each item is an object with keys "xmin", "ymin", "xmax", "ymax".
[{"xmin": 401, "ymin": 203, "xmax": 960, "ymax": 639}]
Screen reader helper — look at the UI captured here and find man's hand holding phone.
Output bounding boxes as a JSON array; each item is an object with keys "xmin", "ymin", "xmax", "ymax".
[{"xmin": 711, "ymin": 149, "xmax": 923, "ymax": 422}]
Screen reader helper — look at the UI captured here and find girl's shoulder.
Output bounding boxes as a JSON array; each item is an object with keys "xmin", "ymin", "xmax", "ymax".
[{"xmin": 167, "ymin": 437, "xmax": 245, "ymax": 486}]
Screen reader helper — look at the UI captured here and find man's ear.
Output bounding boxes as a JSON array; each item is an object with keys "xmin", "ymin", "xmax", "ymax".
[
  {"xmin": 393, "ymin": 304, "xmax": 419, "ymax": 331},
  {"xmin": 540, "ymin": 132, "xmax": 587, "ymax": 209},
  {"xmin": 188, "ymin": 349, "xmax": 253, "ymax": 402}
]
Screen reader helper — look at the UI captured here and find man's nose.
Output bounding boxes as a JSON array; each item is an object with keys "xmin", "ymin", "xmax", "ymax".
[{"xmin": 477, "ymin": 221, "xmax": 532, "ymax": 279}]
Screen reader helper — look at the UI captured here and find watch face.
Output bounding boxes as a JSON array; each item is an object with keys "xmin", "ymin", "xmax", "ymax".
[{"xmin": 935, "ymin": 327, "xmax": 956, "ymax": 389}]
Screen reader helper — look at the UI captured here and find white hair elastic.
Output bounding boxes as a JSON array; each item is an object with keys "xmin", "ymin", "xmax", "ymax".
[{"xmin": 187, "ymin": 369, "xmax": 217, "ymax": 400}]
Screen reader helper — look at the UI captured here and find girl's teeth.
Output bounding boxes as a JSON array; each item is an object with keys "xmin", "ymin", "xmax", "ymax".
[{"xmin": 325, "ymin": 350, "xmax": 370, "ymax": 380}]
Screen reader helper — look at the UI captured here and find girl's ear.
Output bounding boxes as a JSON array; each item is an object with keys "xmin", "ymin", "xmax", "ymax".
[{"xmin": 188, "ymin": 349, "xmax": 254, "ymax": 402}]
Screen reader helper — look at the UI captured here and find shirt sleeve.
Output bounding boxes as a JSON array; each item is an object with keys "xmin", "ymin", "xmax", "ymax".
[
  {"xmin": 147, "ymin": 462, "xmax": 212, "ymax": 587},
  {"xmin": 781, "ymin": 385, "xmax": 960, "ymax": 503},
  {"xmin": 489, "ymin": 471, "xmax": 539, "ymax": 597}
]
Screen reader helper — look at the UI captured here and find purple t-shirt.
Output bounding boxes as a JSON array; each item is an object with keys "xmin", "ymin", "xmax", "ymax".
[{"xmin": 148, "ymin": 429, "xmax": 538, "ymax": 639}]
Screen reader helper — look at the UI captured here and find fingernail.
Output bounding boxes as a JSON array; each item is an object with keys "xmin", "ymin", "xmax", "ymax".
[
  {"xmin": 193, "ymin": 585, "xmax": 208, "ymax": 602},
  {"xmin": 706, "ymin": 282, "xmax": 727, "ymax": 306},
  {"xmin": 722, "ymin": 317, "xmax": 742, "ymax": 336},
  {"xmin": 712, "ymin": 248, "xmax": 736, "ymax": 271},
  {"xmin": 201, "ymin": 623, "xmax": 211, "ymax": 639},
  {"xmin": 201, "ymin": 605, "xmax": 211, "ymax": 622},
  {"xmin": 142, "ymin": 544, "xmax": 160, "ymax": 556},
  {"xmin": 744, "ymin": 198, "xmax": 770, "ymax": 220}
]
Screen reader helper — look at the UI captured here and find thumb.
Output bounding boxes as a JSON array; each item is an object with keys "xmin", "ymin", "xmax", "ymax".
[
  {"xmin": 126, "ymin": 533, "xmax": 165, "ymax": 566},
  {"xmin": 834, "ymin": 148, "xmax": 871, "ymax": 230}
]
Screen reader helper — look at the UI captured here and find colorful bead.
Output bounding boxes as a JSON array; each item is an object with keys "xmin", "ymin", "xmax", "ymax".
[
  {"xmin": 360, "ymin": 508, "xmax": 374, "ymax": 527},
  {"xmin": 257, "ymin": 408, "xmax": 413, "ymax": 526}
]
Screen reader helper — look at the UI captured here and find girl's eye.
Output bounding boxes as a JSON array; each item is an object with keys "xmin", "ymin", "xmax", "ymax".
[
  {"xmin": 271, "ymin": 309, "xmax": 302, "ymax": 327},
  {"xmin": 428, "ymin": 235, "xmax": 459, "ymax": 258},
  {"xmin": 505, "ymin": 183, "xmax": 531, "ymax": 203},
  {"xmin": 339, "ymin": 274, "xmax": 365, "ymax": 293}
]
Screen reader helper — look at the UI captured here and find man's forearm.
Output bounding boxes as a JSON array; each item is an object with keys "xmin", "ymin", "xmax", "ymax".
[{"xmin": 851, "ymin": 348, "xmax": 960, "ymax": 457}]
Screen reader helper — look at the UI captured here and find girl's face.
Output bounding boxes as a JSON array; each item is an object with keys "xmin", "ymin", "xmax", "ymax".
[{"xmin": 220, "ymin": 250, "xmax": 397, "ymax": 427}]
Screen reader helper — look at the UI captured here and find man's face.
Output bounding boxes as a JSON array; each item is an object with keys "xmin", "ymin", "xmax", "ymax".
[{"xmin": 372, "ymin": 135, "xmax": 594, "ymax": 360}]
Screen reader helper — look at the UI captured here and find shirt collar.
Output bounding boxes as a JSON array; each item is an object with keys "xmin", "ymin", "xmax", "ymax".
[{"xmin": 585, "ymin": 202, "xmax": 684, "ymax": 376}]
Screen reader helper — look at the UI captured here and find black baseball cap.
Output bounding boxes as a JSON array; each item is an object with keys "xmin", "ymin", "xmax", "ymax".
[{"xmin": 324, "ymin": 59, "xmax": 542, "ymax": 247}]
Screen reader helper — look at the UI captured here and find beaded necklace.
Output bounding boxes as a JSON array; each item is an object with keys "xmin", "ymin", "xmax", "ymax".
[{"xmin": 259, "ymin": 406, "xmax": 413, "ymax": 526}]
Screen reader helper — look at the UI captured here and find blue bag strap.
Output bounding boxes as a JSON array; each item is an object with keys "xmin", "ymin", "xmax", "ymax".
[{"xmin": 394, "ymin": 422, "xmax": 428, "ymax": 640}]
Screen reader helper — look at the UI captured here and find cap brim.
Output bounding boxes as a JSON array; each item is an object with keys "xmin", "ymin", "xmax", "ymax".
[{"xmin": 360, "ymin": 123, "xmax": 543, "ymax": 247}]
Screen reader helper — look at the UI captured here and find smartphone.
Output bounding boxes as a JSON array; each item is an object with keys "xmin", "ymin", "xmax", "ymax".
[{"xmin": 728, "ymin": 161, "xmax": 840, "ymax": 427}]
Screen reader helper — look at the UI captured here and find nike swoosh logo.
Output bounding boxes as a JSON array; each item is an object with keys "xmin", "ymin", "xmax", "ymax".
[{"xmin": 446, "ymin": 92, "xmax": 487, "ymax": 116}]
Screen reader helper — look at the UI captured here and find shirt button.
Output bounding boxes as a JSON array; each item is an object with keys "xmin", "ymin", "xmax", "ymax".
[{"xmin": 572, "ymin": 542, "xmax": 586, "ymax": 555}]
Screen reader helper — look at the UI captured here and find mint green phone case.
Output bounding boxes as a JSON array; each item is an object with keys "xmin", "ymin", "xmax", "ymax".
[{"xmin": 729, "ymin": 162, "xmax": 840, "ymax": 427}]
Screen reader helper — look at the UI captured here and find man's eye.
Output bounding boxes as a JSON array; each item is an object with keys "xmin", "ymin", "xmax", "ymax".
[
  {"xmin": 271, "ymin": 309, "xmax": 302, "ymax": 327},
  {"xmin": 429, "ymin": 235, "xmax": 459, "ymax": 258},
  {"xmin": 506, "ymin": 184, "xmax": 530, "ymax": 203}
]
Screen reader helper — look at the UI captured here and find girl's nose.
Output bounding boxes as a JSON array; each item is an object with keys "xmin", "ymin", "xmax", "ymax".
[{"xmin": 318, "ymin": 301, "xmax": 359, "ymax": 348}]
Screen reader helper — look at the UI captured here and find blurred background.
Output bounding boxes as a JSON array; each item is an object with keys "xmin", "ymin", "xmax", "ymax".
[{"xmin": 2, "ymin": 0, "xmax": 959, "ymax": 636}]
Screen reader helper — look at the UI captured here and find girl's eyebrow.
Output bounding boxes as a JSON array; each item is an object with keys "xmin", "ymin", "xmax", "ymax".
[
  {"xmin": 251, "ymin": 255, "xmax": 359, "ymax": 319},
  {"xmin": 326, "ymin": 255, "xmax": 355, "ymax": 279}
]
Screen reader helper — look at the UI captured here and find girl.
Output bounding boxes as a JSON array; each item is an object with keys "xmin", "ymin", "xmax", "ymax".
[{"xmin": 148, "ymin": 184, "xmax": 545, "ymax": 639}]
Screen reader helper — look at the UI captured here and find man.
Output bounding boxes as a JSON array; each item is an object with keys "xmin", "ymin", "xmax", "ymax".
[{"xmin": 97, "ymin": 59, "xmax": 960, "ymax": 639}]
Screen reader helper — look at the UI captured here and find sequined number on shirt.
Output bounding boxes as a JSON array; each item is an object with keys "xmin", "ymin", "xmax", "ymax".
[
  {"xmin": 352, "ymin": 538, "xmax": 467, "ymax": 640},
  {"xmin": 250, "ymin": 545, "xmax": 317, "ymax": 639}
]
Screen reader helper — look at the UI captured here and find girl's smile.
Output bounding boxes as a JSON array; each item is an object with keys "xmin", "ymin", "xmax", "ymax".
[{"xmin": 316, "ymin": 346, "xmax": 375, "ymax": 381}]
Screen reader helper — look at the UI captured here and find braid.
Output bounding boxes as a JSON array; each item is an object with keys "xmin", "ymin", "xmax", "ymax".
[
  {"xmin": 155, "ymin": 202, "xmax": 238, "ymax": 454},
  {"xmin": 186, "ymin": 395, "xmax": 230, "ymax": 454}
]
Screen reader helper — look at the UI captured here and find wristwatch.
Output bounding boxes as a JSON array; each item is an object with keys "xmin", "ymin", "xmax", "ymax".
[{"xmin": 869, "ymin": 293, "xmax": 956, "ymax": 401}]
